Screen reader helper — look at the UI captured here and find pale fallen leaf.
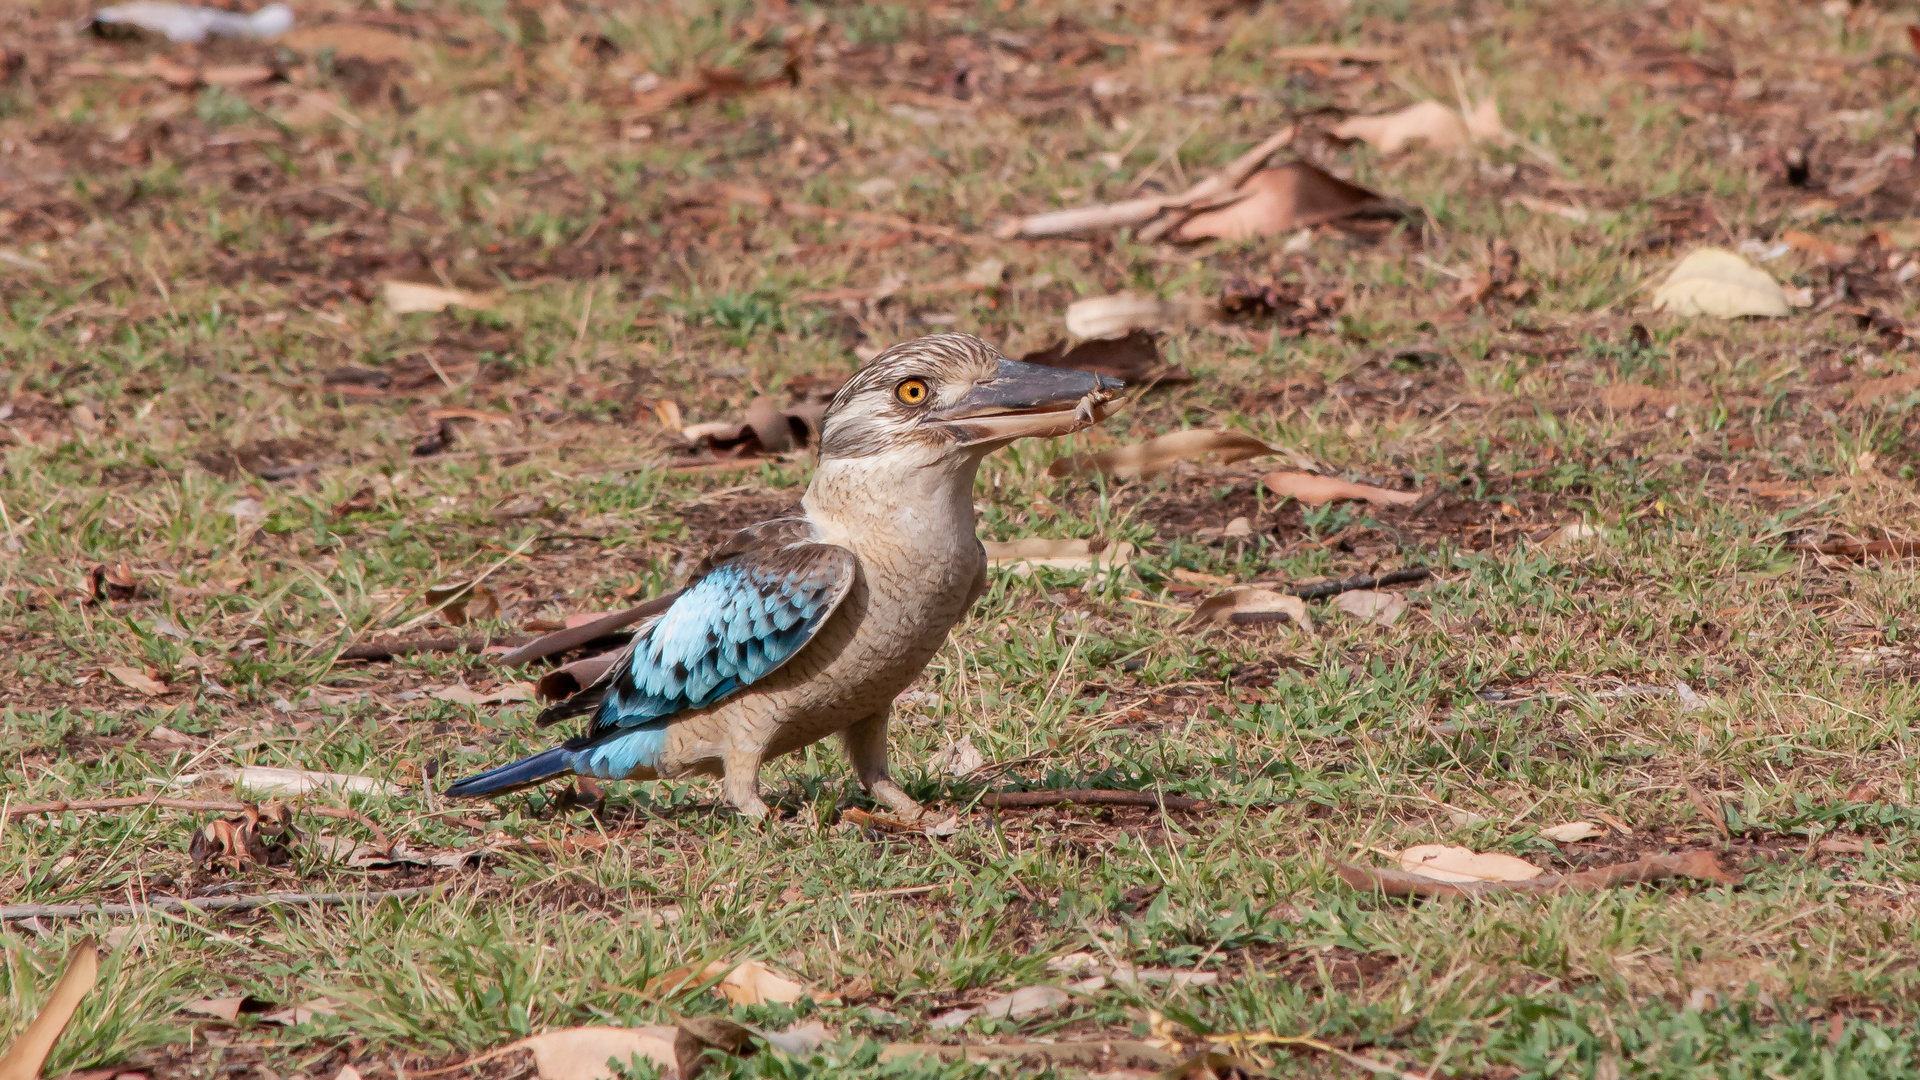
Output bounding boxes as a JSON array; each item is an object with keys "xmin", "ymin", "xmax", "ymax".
[
  {"xmin": 1261, "ymin": 471, "xmax": 1419, "ymax": 506},
  {"xmin": 982, "ymin": 538, "xmax": 1135, "ymax": 575},
  {"xmin": 1397, "ymin": 844, "xmax": 1543, "ymax": 883},
  {"xmin": 1332, "ymin": 100, "xmax": 1470, "ymax": 153},
  {"xmin": 704, "ymin": 959, "xmax": 809, "ymax": 1006},
  {"xmin": 333, "ymin": 1066, "xmax": 363, "ymax": 1080},
  {"xmin": 433, "ymin": 683, "xmax": 535, "ymax": 706},
  {"xmin": 931, "ymin": 985, "xmax": 1070, "ymax": 1030},
  {"xmin": 1650, "ymin": 248, "xmax": 1790, "ymax": 319},
  {"xmin": 104, "ymin": 923, "xmax": 155, "ymax": 951},
  {"xmin": 1051, "ymin": 429, "xmax": 1302, "ymax": 480},
  {"xmin": 1547, "ymin": 522, "xmax": 1606, "ymax": 546},
  {"xmin": 1174, "ymin": 163, "xmax": 1391, "ymax": 242},
  {"xmin": 93, "ymin": 1, "xmax": 292, "ymax": 43},
  {"xmin": 1463, "ymin": 98, "xmax": 1514, "ymax": 145},
  {"xmin": 1331, "ymin": 589, "xmax": 1407, "ymax": 626},
  {"xmin": 384, "ymin": 280, "xmax": 494, "ymax": 314},
  {"xmin": 180, "ymin": 996, "xmax": 246, "ymax": 1022},
  {"xmin": 1064, "ymin": 294, "xmax": 1209, "ymax": 339},
  {"xmin": 963, "ymin": 258, "xmax": 1006, "ymax": 287},
  {"xmin": 262, "ymin": 998, "xmax": 340, "ymax": 1026},
  {"xmin": 228, "ymin": 766, "xmax": 402, "ymax": 798},
  {"xmin": 1189, "ymin": 589, "xmax": 1312, "ymax": 632},
  {"xmin": 1109, "ymin": 966, "xmax": 1220, "ymax": 988},
  {"xmin": 1509, "ymin": 194, "xmax": 1590, "ymax": 223},
  {"xmin": 106, "ymin": 664, "xmax": 169, "ymax": 696},
  {"xmin": 425, "ymin": 581, "xmax": 500, "ymax": 626},
  {"xmin": 514, "ymin": 1026, "xmax": 680, "ymax": 1080},
  {"xmin": 0, "ymin": 939, "xmax": 97, "ymax": 1080},
  {"xmin": 927, "ymin": 735, "xmax": 984, "ymax": 778},
  {"xmin": 1541, "ymin": 821, "xmax": 1602, "ymax": 843}
]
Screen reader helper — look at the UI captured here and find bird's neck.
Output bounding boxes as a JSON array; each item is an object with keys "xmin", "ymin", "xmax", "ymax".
[{"xmin": 802, "ymin": 452, "xmax": 982, "ymax": 558}]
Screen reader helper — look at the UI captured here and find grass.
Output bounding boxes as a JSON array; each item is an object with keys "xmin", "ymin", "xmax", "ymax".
[{"xmin": 6, "ymin": 0, "xmax": 1920, "ymax": 1076}]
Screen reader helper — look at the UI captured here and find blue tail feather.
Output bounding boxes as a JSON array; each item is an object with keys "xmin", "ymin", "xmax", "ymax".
[{"xmin": 444, "ymin": 746, "xmax": 576, "ymax": 798}]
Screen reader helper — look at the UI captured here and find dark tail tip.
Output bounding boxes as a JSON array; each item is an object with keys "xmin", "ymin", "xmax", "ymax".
[{"xmin": 443, "ymin": 745, "xmax": 575, "ymax": 799}]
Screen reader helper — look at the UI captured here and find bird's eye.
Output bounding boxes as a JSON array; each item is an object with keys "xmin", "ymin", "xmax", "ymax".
[{"xmin": 895, "ymin": 378, "xmax": 929, "ymax": 406}]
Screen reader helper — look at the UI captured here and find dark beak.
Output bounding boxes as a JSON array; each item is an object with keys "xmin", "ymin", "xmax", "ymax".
[{"xmin": 931, "ymin": 359, "xmax": 1122, "ymax": 446}]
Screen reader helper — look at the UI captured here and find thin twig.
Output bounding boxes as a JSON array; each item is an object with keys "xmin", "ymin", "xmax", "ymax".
[
  {"xmin": 1, "ymin": 886, "xmax": 440, "ymax": 921},
  {"xmin": 1288, "ymin": 566, "xmax": 1432, "ymax": 601},
  {"xmin": 6, "ymin": 798, "xmax": 393, "ymax": 853},
  {"xmin": 979, "ymin": 789, "xmax": 1207, "ymax": 811},
  {"xmin": 1787, "ymin": 537, "xmax": 1920, "ymax": 558}
]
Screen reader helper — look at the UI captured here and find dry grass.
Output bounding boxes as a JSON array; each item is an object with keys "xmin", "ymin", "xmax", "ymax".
[{"xmin": 6, "ymin": 0, "xmax": 1920, "ymax": 1076}]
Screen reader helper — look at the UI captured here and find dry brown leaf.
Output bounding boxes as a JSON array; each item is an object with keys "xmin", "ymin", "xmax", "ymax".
[
  {"xmin": 434, "ymin": 683, "xmax": 536, "ymax": 706},
  {"xmin": 228, "ymin": 766, "xmax": 401, "ymax": 797},
  {"xmin": 190, "ymin": 802, "xmax": 299, "ymax": 872},
  {"xmin": 1780, "ymin": 228, "xmax": 1852, "ymax": 264},
  {"xmin": 425, "ymin": 582, "xmax": 500, "ymax": 627},
  {"xmin": 89, "ymin": 561, "xmax": 139, "ymax": 601},
  {"xmin": 383, "ymin": 281, "xmax": 494, "ymax": 314},
  {"xmin": 1174, "ymin": 163, "xmax": 1392, "ymax": 242},
  {"xmin": 179, "ymin": 997, "xmax": 249, "ymax": 1022},
  {"xmin": 703, "ymin": 959, "xmax": 810, "ymax": 1006},
  {"xmin": 1331, "ymin": 589, "xmax": 1406, "ymax": 626},
  {"xmin": 1541, "ymin": 821, "xmax": 1603, "ymax": 843},
  {"xmin": 280, "ymin": 25, "xmax": 419, "ymax": 64},
  {"xmin": 1464, "ymin": 98, "xmax": 1514, "ymax": 145},
  {"xmin": 1849, "ymin": 373, "xmax": 1920, "ymax": 410},
  {"xmin": 1260, "ymin": 471, "xmax": 1419, "ymax": 506},
  {"xmin": 106, "ymin": 664, "xmax": 168, "ymax": 696},
  {"xmin": 1650, "ymin": 248, "xmax": 1790, "ymax": 319},
  {"xmin": 514, "ymin": 1026, "xmax": 680, "ymax": 1080},
  {"xmin": 931, "ymin": 986, "xmax": 1071, "ymax": 1031},
  {"xmin": 0, "ymin": 938, "xmax": 98, "ymax": 1080},
  {"xmin": 1397, "ymin": 844, "xmax": 1543, "ymax": 883},
  {"xmin": 1062, "ymin": 294, "xmax": 1210, "ymax": 339},
  {"xmin": 1332, "ymin": 100, "xmax": 1471, "ymax": 153},
  {"xmin": 1020, "ymin": 330, "xmax": 1193, "ymax": 388},
  {"xmin": 1052, "ymin": 429, "xmax": 1297, "ymax": 480},
  {"xmin": 982, "ymin": 538, "xmax": 1135, "ymax": 574},
  {"xmin": 1188, "ymin": 589, "xmax": 1312, "ymax": 631}
]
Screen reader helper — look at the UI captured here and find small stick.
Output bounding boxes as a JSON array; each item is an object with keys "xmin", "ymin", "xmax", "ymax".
[
  {"xmin": 6, "ymin": 798, "xmax": 393, "ymax": 854},
  {"xmin": 1, "ymin": 886, "xmax": 440, "ymax": 921},
  {"xmin": 495, "ymin": 591, "xmax": 683, "ymax": 668},
  {"xmin": 336, "ymin": 635, "xmax": 529, "ymax": 662},
  {"xmin": 1334, "ymin": 850, "xmax": 1740, "ymax": 899},
  {"xmin": 1288, "ymin": 567, "xmax": 1432, "ymax": 601},
  {"xmin": 979, "ymin": 789, "xmax": 1206, "ymax": 811}
]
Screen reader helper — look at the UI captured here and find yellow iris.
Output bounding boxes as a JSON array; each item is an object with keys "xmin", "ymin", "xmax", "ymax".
[{"xmin": 896, "ymin": 378, "xmax": 929, "ymax": 405}]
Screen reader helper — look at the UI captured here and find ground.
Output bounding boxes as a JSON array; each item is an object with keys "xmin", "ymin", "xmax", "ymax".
[{"xmin": 5, "ymin": 0, "xmax": 1920, "ymax": 1077}]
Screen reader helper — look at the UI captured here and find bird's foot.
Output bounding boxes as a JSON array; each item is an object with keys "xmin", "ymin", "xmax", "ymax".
[
  {"xmin": 869, "ymin": 781, "xmax": 930, "ymax": 823},
  {"xmin": 728, "ymin": 794, "xmax": 773, "ymax": 821}
]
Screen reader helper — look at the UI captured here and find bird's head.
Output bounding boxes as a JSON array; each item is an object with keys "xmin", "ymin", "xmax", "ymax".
[{"xmin": 817, "ymin": 334, "xmax": 1119, "ymax": 464}]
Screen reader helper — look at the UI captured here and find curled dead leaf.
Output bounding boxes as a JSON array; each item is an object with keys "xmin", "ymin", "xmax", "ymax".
[
  {"xmin": 1020, "ymin": 329, "xmax": 1192, "ymax": 388},
  {"xmin": 90, "ymin": 561, "xmax": 139, "ymax": 601},
  {"xmin": 1062, "ymin": 294, "xmax": 1210, "ymax": 339},
  {"xmin": 1172, "ymin": 163, "xmax": 1399, "ymax": 242},
  {"xmin": 426, "ymin": 581, "xmax": 500, "ymax": 627},
  {"xmin": 190, "ymin": 802, "xmax": 299, "ymax": 872},
  {"xmin": 1333, "ymin": 99, "xmax": 1470, "ymax": 153},
  {"xmin": 1260, "ymin": 471, "xmax": 1420, "ymax": 506},
  {"xmin": 1331, "ymin": 589, "xmax": 1406, "ymax": 626}
]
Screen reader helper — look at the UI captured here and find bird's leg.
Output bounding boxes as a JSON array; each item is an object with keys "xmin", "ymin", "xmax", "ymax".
[
  {"xmin": 840, "ymin": 710, "xmax": 928, "ymax": 821},
  {"xmin": 720, "ymin": 745, "xmax": 770, "ymax": 819}
]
